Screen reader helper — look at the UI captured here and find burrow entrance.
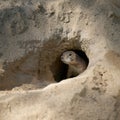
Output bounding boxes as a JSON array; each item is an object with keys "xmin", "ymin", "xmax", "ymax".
[
  {"xmin": 52, "ymin": 49, "xmax": 89, "ymax": 82},
  {"xmin": 0, "ymin": 38, "xmax": 89, "ymax": 90}
]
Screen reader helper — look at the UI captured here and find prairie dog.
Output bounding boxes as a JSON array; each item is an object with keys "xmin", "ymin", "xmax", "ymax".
[{"xmin": 61, "ymin": 51, "xmax": 87, "ymax": 78}]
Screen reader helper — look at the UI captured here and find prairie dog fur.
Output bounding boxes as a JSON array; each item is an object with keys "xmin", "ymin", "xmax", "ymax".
[{"xmin": 61, "ymin": 51, "xmax": 87, "ymax": 78}]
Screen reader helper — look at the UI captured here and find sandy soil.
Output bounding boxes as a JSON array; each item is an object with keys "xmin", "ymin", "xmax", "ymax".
[{"xmin": 0, "ymin": 0, "xmax": 120, "ymax": 120}]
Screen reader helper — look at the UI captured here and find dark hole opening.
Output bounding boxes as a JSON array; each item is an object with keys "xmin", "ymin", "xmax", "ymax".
[
  {"xmin": 52, "ymin": 49, "xmax": 89, "ymax": 82},
  {"xmin": 50, "ymin": 57, "xmax": 68, "ymax": 82},
  {"xmin": 73, "ymin": 50, "xmax": 89, "ymax": 66}
]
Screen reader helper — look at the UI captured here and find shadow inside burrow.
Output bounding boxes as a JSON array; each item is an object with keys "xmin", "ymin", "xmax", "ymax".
[{"xmin": 51, "ymin": 49, "xmax": 89, "ymax": 82}]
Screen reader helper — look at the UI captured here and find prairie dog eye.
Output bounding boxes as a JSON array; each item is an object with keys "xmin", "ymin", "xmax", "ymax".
[{"xmin": 69, "ymin": 53, "xmax": 72, "ymax": 56}]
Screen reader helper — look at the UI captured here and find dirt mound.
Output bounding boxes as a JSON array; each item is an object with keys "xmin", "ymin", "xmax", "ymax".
[{"xmin": 0, "ymin": 0, "xmax": 120, "ymax": 120}]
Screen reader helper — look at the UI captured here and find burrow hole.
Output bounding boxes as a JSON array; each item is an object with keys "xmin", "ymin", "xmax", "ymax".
[
  {"xmin": 51, "ymin": 49, "xmax": 89, "ymax": 82},
  {"xmin": 0, "ymin": 45, "xmax": 89, "ymax": 90}
]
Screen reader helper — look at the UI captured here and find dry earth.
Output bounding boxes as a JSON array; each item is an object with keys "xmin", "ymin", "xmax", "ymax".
[{"xmin": 0, "ymin": 0, "xmax": 120, "ymax": 120}]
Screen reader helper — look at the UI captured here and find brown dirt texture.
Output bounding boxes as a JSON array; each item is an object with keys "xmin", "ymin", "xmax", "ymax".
[{"xmin": 0, "ymin": 0, "xmax": 120, "ymax": 120}]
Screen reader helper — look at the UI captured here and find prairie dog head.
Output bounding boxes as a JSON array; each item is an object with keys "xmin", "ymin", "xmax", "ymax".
[{"xmin": 61, "ymin": 51, "xmax": 77, "ymax": 65}]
